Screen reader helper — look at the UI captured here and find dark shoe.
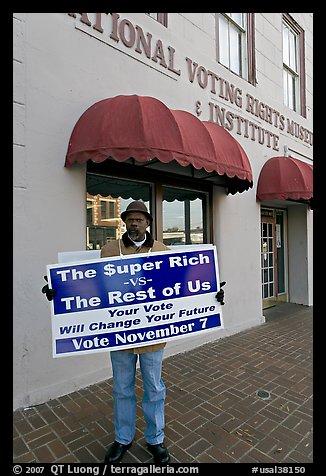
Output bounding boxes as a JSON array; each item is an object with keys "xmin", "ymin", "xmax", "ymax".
[
  {"xmin": 147, "ymin": 442, "xmax": 170, "ymax": 464},
  {"xmin": 104, "ymin": 441, "xmax": 132, "ymax": 463}
]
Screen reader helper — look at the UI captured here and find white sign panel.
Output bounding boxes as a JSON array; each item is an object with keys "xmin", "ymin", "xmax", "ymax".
[{"xmin": 47, "ymin": 245, "xmax": 224, "ymax": 357}]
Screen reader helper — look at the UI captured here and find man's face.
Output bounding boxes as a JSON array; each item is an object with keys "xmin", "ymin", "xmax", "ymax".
[{"xmin": 125, "ymin": 212, "xmax": 150, "ymax": 242}]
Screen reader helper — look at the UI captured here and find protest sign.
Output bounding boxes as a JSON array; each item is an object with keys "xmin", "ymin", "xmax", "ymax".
[{"xmin": 47, "ymin": 245, "xmax": 224, "ymax": 357}]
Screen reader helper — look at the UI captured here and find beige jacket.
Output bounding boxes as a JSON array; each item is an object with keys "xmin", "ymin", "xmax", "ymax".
[{"xmin": 101, "ymin": 232, "xmax": 170, "ymax": 354}]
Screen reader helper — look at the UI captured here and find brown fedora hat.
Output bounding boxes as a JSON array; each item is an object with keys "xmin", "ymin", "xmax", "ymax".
[{"xmin": 120, "ymin": 201, "xmax": 153, "ymax": 225}]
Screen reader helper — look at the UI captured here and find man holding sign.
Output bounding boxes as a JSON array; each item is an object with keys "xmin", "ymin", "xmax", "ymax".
[{"xmin": 43, "ymin": 200, "xmax": 225, "ymax": 464}]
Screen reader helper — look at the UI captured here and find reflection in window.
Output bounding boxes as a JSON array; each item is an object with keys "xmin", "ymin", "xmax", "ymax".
[
  {"xmin": 86, "ymin": 174, "xmax": 152, "ymax": 250},
  {"xmin": 162, "ymin": 186, "xmax": 207, "ymax": 246},
  {"xmin": 86, "ymin": 168, "xmax": 212, "ymax": 249}
]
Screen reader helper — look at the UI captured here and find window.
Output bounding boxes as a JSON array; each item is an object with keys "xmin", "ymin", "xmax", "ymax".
[
  {"xmin": 282, "ymin": 15, "xmax": 306, "ymax": 116},
  {"xmin": 86, "ymin": 163, "xmax": 212, "ymax": 250},
  {"xmin": 100, "ymin": 199, "xmax": 116, "ymax": 220},
  {"xmin": 100, "ymin": 200, "xmax": 107, "ymax": 220},
  {"xmin": 87, "ymin": 199, "xmax": 93, "ymax": 225},
  {"xmin": 146, "ymin": 13, "xmax": 168, "ymax": 27},
  {"xmin": 162, "ymin": 187, "xmax": 208, "ymax": 246},
  {"xmin": 216, "ymin": 13, "xmax": 256, "ymax": 84}
]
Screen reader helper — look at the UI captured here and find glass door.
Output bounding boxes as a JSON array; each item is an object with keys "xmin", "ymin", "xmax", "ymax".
[
  {"xmin": 261, "ymin": 215, "xmax": 276, "ymax": 306},
  {"xmin": 261, "ymin": 209, "xmax": 288, "ymax": 308}
]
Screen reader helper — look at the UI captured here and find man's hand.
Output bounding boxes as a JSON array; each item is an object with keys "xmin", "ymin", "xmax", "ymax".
[
  {"xmin": 215, "ymin": 281, "xmax": 226, "ymax": 305},
  {"xmin": 42, "ymin": 276, "xmax": 55, "ymax": 301}
]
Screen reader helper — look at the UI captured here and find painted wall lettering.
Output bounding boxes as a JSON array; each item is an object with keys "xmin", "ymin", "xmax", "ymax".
[
  {"xmin": 68, "ymin": 13, "xmax": 181, "ymax": 77},
  {"xmin": 185, "ymin": 53, "xmax": 313, "ymax": 147},
  {"xmin": 208, "ymin": 102, "xmax": 280, "ymax": 150}
]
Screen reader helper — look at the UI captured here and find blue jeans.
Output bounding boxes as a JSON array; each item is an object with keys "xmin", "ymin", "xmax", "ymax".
[{"xmin": 110, "ymin": 349, "xmax": 166, "ymax": 445}]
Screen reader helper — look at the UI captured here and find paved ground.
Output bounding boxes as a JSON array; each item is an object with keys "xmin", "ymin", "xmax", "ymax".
[{"xmin": 13, "ymin": 302, "xmax": 313, "ymax": 464}]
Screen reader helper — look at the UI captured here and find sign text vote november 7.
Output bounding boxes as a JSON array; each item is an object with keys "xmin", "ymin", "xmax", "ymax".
[{"xmin": 47, "ymin": 245, "xmax": 224, "ymax": 357}]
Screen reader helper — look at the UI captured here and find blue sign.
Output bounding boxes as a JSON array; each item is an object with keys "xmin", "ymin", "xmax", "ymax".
[{"xmin": 47, "ymin": 245, "xmax": 224, "ymax": 357}]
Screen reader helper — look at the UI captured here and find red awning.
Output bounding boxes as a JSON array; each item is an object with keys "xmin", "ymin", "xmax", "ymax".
[
  {"xmin": 65, "ymin": 95, "xmax": 253, "ymax": 193},
  {"xmin": 202, "ymin": 120, "xmax": 253, "ymax": 182},
  {"xmin": 256, "ymin": 156, "xmax": 313, "ymax": 203}
]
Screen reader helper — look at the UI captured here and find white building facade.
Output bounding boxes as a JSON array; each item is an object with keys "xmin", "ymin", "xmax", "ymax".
[{"xmin": 13, "ymin": 13, "xmax": 313, "ymax": 410}]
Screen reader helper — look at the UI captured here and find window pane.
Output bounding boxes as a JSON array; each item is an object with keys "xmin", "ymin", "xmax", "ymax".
[
  {"xmin": 86, "ymin": 174, "xmax": 152, "ymax": 249},
  {"xmin": 229, "ymin": 24, "xmax": 241, "ymax": 74},
  {"xmin": 219, "ymin": 15, "xmax": 229, "ymax": 67},
  {"xmin": 109, "ymin": 201, "xmax": 115, "ymax": 218},
  {"xmin": 276, "ymin": 212, "xmax": 285, "ymax": 293},
  {"xmin": 288, "ymin": 73, "xmax": 294, "ymax": 109},
  {"xmin": 269, "ymin": 253, "xmax": 273, "ymax": 267},
  {"xmin": 147, "ymin": 13, "xmax": 167, "ymax": 27},
  {"xmin": 190, "ymin": 198, "xmax": 203, "ymax": 243},
  {"xmin": 100, "ymin": 200, "xmax": 107, "ymax": 219},
  {"xmin": 289, "ymin": 30, "xmax": 297, "ymax": 71},
  {"xmin": 87, "ymin": 200, "xmax": 93, "ymax": 225},
  {"xmin": 283, "ymin": 70, "xmax": 288, "ymax": 105},
  {"xmin": 283, "ymin": 69, "xmax": 296, "ymax": 110},
  {"xmin": 283, "ymin": 25, "xmax": 289, "ymax": 64},
  {"xmin": 162, "ymin": 187, "xmax": 206, "ymax": 246},
  {"xmin": 269, "ymin": 283, "xmax": 274, "ymax": 297},
  {"xmin": 230, "ymin": 13, "xmax": 243, "ymax": 27},
  {"xmin": 263, "ymin": 269, "xmax": 268, "ymax": 283},
  {"xmin": 269, "ymin": 268, "xmax": 274, "ymax": 283}
]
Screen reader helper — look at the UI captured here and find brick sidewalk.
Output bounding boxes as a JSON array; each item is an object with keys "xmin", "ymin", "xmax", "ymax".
[{"xmin": 13, "ymin": 303, "xmax": 313, "ymax": 463}]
